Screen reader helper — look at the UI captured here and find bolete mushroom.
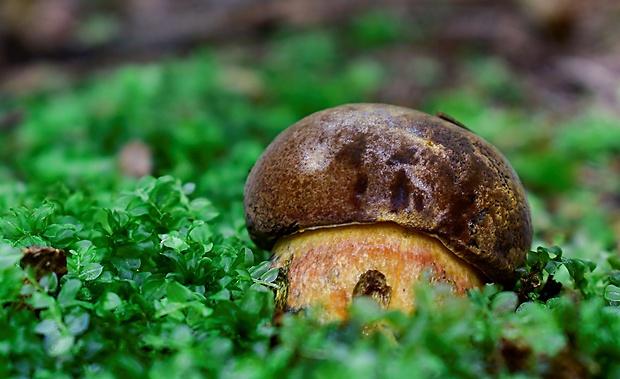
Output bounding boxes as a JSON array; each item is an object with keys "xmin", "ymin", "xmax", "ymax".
[{"xmin": 244, "ymin": 103, "xmax": 532, "ymax": 321}]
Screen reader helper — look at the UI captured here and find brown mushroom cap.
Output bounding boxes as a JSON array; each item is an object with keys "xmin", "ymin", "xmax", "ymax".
[{"xmin": 244, "ymin": 103, "xmax": 532, "ymax": 285}]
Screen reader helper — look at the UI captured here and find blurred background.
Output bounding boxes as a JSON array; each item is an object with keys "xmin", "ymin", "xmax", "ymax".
[
  {"xmin": 2, "ymin": 0, "xmax": 619, "ymax": 104},
  {"xmin": 0, "ymin": 0, "xmax": 619, "ymax": 261}
]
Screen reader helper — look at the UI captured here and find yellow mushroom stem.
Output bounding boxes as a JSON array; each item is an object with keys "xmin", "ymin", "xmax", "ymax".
[{"xmin": 270, "ymin": 222, "xmax": 486, "ymax": 322}]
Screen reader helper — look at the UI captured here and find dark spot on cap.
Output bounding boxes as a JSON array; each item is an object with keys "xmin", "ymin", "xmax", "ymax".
[
  {"xmin": 390, "ymin": 169, "xmax": 411, "ymax": 212},
  {"xmin": 470, "ymin": 207, "xmax": 489, "ymax": 226},
  {"xmin": 353, "ymin": 173, "xmax": 368, "ymax": 203},
  {"xmin": 336, "ymin": 135, "xmax": 367, "ymax": 167},
  {"xmin": 387, "ymin": 146, "xmax": 419, "ymax": 166},
  {"xmin": 412, "ymin": 189, "xmax": 424, "ymax": 212}
]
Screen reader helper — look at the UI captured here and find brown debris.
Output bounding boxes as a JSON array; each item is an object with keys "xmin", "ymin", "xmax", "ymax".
[
  {"xmin": 20, "ymin": 245, "xmax": 68, "ymax": 281},
  {"xmin": 546, "ymin": 345, "xmax": 589, "ymax": 379},
  {"xmin": 118, "ymin": 139, "xmax": 154, "ymax": 178},
  {"xmin": 496, "ymin": 337, "xmax": 589, "ymax": 378},
  {"xmin": 498, "ymin": 338, "xmax": 533, "ymax": 374},
  {"xmin": 0, "ymin": 0, "xmax": 76, "ymax": 52}
]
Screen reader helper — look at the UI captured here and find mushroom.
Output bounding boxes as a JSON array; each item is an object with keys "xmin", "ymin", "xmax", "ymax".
[{"xmin": 244, "ymin": 103, "xmax": 532, "ymax": 321}]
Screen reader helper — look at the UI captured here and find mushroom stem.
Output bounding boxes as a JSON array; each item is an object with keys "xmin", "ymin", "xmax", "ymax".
[{"xmin": 270, "ymin": 222, "xmax": 486, "ymax": 321}]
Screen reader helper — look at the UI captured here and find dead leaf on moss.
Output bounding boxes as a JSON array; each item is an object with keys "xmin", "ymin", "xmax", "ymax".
[{"xmin": 20, "ymin": 245, "xmax": 68, "ymax": 281}]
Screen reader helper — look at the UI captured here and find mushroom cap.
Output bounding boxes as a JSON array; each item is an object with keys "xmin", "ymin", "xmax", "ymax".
[{"xmin": 244, "ymin": 103, "xmax": 532, "ymax": 285}]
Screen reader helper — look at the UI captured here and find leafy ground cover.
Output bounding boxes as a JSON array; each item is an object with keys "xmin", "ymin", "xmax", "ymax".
[{"xmin": 0, "ymin": 12, "xmax": 619, "ymax": 378}]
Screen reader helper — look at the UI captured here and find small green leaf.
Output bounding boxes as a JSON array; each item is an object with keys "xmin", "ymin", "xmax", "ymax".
[
  {"xmin": 249, "ymin": 261, "xmax": 271, "ymax": 279},
  {"xmin": 0, "ymin": 243, "xmax": 22, "ymax": 268},
  {"xmin": 142, "ymin": 275, "xmax": 167, "ymax": 300},
  {"xmin": 66, "ymin": 313, "xmax": 90, "ymax": 335},
  {"xmin": 154, "ymin": 298, "xmax": 187, "ymax": 319},
  {"xmin": 209, "ymin": 288, "xmax": 231, "ymax": 301},
  {"xmin": 0, "ymin": 216, "xmax": 25, "ymax": 238},
  {"xmin": 27, "ymin": 292, "xmax": 56, "ymax": 309},
  {"xmin": 609, "ymin": 256, "xmax": 620, "ymax": 271},
  {"xmin": 32, "ymin": 203, "xmax": 56, "ymax": 232},
  {"xmin": 166, "ymin": 281, "xmax": 192, "ymax": 303},
  {"xmin": 605, "ymin": 285, "xmax": 620, "ymax": 305},
  {"xmin": 0, "ymin": 265, "xmax": 24, "ymax": 304},
  {"xmin": 44, "ymin": 223, "xmax": 77, "ymax": 244},
  {"xmin": 609, "ymin": 271, "xmax": 620, "ymax": 286},
  {"xmin": 79, "ymin": 263, "xmax": 103, "ymax": 281},
  {"xmin": 190, "ymin": 198, "xmax": 218, "ymax": 221},
  {"xmin": 92, "ymin": 208, "xmax": 113, "ymax": 235},
  {"xmin": 242, "ymin": 247, "xmax": 254, "ymax": 266},
  {"xmin": 188, "ymin": 221, "xmax": 211, "ymax": 243},
  {"xmin": 260, "ymin": 267, "xmax": 279, "ymax": 284},
  {"xmin": 35, "ymin": 319, "xmax": 59, "ymax": 336},
  {"xmin": 491, "ymin": 292, "xmax": 518, "ymax": 315},
  {"xmin": 160, "ymin": 234, "xmax": 190, "ymax": 252},
  {"xmin": 74, "ymin": 240, "xmax": 96, "ymax": 256},
  {"xmin": 126, "ymin": 195, "xmax": 150, "ymax": 214},
  {"xmin": 101, "ymin": 292, "xmax": 122, "ymax": 311},
  {"xmin": 39, "ymin": 272, "xmax": 59, "ymax": 293},
  {"xmin": 45, "ymin": 333, "xmax": 75, "ymax": 357},
  {"xmin": 563, "ymin": 258, "xmax": 596, "ymax": 290},
  {"xmin": 186, "ymin": 302, "xmax": 213, "ymax": 325}
]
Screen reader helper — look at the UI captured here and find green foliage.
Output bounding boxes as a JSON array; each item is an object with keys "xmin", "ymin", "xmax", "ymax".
[
  {"xmin": 516, "ymin": 246, "xmax": 598, "ymax": 301},
  {"xmin": 0, "ymin": 176, "xmax": 277, "ymax": 377}
]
